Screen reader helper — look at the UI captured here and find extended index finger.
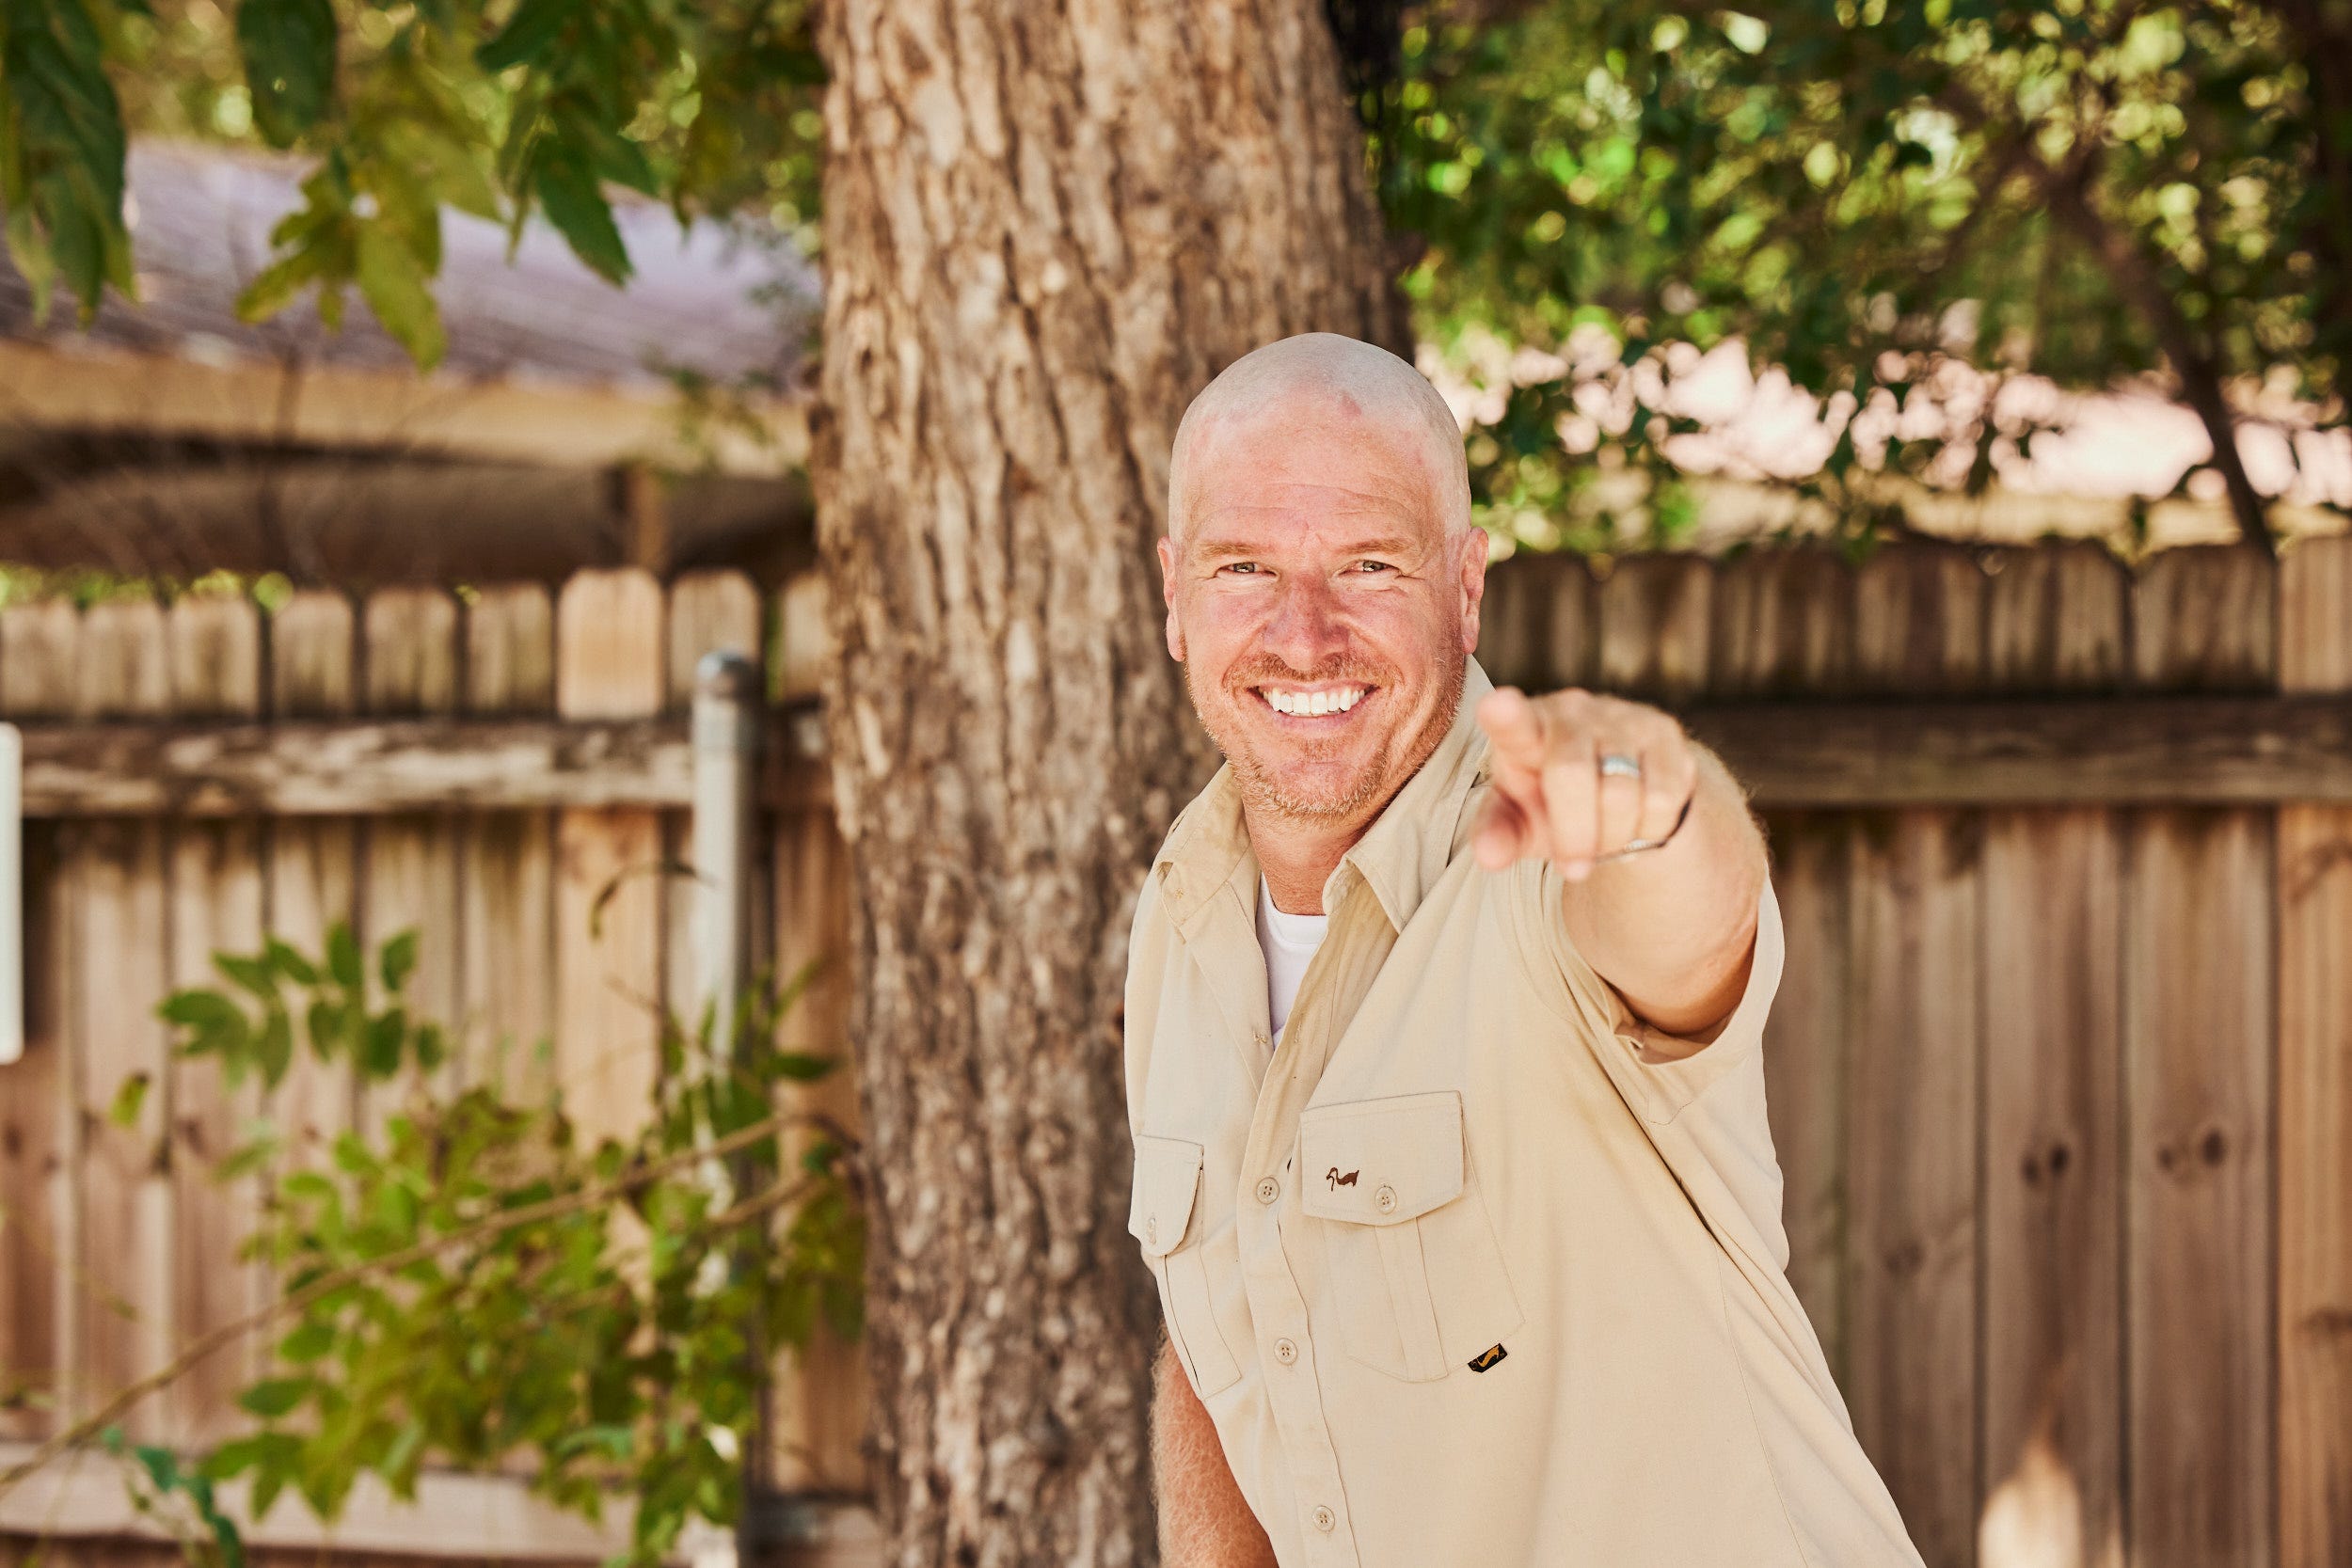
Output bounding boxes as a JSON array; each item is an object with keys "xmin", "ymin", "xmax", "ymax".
[{"xmin": 1475, "ymin": 687, "xmax": 1549, "ymax": 788}]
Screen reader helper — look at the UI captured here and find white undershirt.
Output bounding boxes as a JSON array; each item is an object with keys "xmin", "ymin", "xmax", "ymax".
[{"xmin": 1256, "ymin": 877, "xmax": 1329, "ymax": 1041}]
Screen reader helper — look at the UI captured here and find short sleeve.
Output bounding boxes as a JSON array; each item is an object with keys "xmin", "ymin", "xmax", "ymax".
[
  {"xmin": 1522, "ymin": 863, "xmax": 1786, "ymax": 1129},
  {"xmin": 1122, "ymin": 870, "xmax": 1168, "ymax": 1141}
]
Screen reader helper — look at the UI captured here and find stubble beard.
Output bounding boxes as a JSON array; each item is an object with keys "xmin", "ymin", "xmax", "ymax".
[{"xmin": 1187, "ymin": 642, "xmax": 1467, "ymax": 826}]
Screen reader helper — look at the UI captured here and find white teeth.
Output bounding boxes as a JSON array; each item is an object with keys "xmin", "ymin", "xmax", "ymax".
[{"xmin": 1263, "ymin": 686, "xmax": 1366, "ymax": 716}]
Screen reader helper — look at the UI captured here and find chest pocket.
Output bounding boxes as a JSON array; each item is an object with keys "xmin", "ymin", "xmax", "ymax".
[
  {"xmin": 1129, "ymin": 1135, "xmax": 1242, "ymax": 1399},
  {"xmin": 1300, "ymin": 1091, "xmax": 1523, "ymax": 1383}
]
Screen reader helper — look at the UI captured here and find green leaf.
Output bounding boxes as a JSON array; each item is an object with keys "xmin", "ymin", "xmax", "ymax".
[
  {"xmin": 266, "ymin": 939, "xmax": 319, "ymax": 987},
  {"xmin": 362, "ymin": 1008, "xmax": 406, "ymax": 1078},
  {"xmin": 354, "ymin": 223, "xmax": 446, "ymax": 366},
  {"xmin": 258, "ymin": 1006, "xmax": 294, "ymax": 1090},
  {"xmin": 215, "ymin": 952, "xmax": 278, "ymax": 1003},
  {"xmin": 378, "ymin": 929, "xmax": 421, "ymax": 995},
  {"xmin": 133, "ymin": 1441, "xmax": 180, "ymax": 1492},
  {"xmin": 278, "ymin": 1321, "xmax": 337, "ymax": 1364},
  {"xmin": 107, "ymin": 1072, "xmax": 150, "ymax": 1130},
  {"xmin": 414, "ymin": 1022, "xmax": 447, "ymax": 1074},
  {"xmin": 476, "ymin": 0, "xmax": 580, "ymax": 72},
  {"xmin": 326, "ymin": 922, "xmax": 362, "ymax": 990},
  {"xmin": 305, "ymin": 997, "xmax": 346, "ymax": 1062},
  {"xmin": 235, "ymin": 246, "xmax": 328, "ymax": 324},
  {"xmin": 160, "ymin": 989, "xmax": 246, "ymax": 1031},
  {"xmin": 236, "ymin": 1376, "xmax": 313, "ymax": 1418},
  {"xmin": 532, "ymin": 150, "xmax": 631, "ymax": 284},
  {"xmin": 236, "ymin": 0, "xmax": 340, "ymax": 148},
  {"xmin": 202, "ymin": 1432, "xmax": 302, "ymax": 1481},
  {"xmin": 771, "ymin": 1052, "xmax": 836, "ymax": 1084}
]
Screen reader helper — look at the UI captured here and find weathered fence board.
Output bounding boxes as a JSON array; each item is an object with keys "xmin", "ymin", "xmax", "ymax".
[
  {"xmin": 361, "ymin": 588, "xmax": 465, "ymax": 1120},
  {"xmin": 262, "ymin": 591, "xmax": 361, "ymax": 1171},
  {"xmin": 553, "ymin": 569, "xmax": 669, "ymax": 1151},
  {"xmin": 2125, "ymin": 546, "xmax": 2278, "ymax": 1568},
  {"xmin": 460, "ymin": 585, "xmax": 558, "ymax": 1100},
  {"xmin": 2277, "ymin": 534, "xmax": 2352, "ymax": 1568},
  {"xmin": 1976, "ymin": 536, "xmax": 2129, "ymax": 1568}
]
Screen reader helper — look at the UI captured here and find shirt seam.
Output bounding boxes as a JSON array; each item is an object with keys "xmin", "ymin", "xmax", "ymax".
[{"xmin": 1710, "ymin": 1243, "xmax": 1824, "ymax": 1568}]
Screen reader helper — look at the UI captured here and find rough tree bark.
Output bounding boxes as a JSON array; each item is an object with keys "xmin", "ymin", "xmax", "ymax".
[{"xmin": 808, "ymin": 4, "xmax": 1405, "ymax": 1563}]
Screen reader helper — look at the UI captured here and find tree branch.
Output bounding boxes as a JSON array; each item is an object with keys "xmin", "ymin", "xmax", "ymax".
[{"xmin": 1930, "ymin": 78, "xmax": 2272, "ymax": 550}]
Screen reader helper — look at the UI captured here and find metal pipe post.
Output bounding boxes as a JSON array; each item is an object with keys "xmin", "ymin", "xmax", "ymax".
[{"xmin": 691, "ymin": 652, "xmax": 761, "ymax": 1054}]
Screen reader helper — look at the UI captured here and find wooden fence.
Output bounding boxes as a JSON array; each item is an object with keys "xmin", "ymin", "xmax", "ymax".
[
  {"xmin": 0, "ymin": 567, "xmax": 871, "ymax": 1565},
  {"xmin": 0, "ymin": 539, "xmax": 2347, "ymax": 1567}
]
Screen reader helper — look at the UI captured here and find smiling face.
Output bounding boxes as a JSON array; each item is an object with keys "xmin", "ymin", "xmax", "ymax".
[{"xmin": 1160, "ymin": 352, "xmax": 1486, "ymax": 832}]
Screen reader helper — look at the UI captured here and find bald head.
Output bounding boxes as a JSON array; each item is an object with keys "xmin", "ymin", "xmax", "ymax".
[{"xmin": 1168, "ymin": 333, "xmax": 1471, "ymax": 542}]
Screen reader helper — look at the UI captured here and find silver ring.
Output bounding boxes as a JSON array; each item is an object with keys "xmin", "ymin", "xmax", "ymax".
[{"xmin": 1597, "ymin": 752, "xmax": 1643, "ymax": 780}]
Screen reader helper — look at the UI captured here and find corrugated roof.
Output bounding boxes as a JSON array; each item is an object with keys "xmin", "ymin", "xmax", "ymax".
[{"xmin": 0, "ymin": 140, "xmax": 819, "ymax": 395}]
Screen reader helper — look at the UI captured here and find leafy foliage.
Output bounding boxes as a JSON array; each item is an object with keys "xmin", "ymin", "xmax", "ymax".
[
  {"xmin": 7, "ymin": 1, "xmax": 2343, "ymax": 545},
  {"xmin": 5, "ymin": 0, "xmax": 824, "ymax": 362},
  {"xmin": 1379, "ymin": 1, "xmax": 2345, "ymax": 548},
  {"xmin": 139, "ymin": 923, "xmax": 862, "ymax": 1566}
]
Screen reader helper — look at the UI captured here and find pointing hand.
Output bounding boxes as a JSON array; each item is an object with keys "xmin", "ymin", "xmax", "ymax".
[{"xmin": 1471, "ymin": 687, "xmax": 1697, "ymax": 881}]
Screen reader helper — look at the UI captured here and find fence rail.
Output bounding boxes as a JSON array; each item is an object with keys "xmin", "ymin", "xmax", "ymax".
[{"xmin": 0, "ymin": 539, "xmax": 2346, "ymax": 1568}]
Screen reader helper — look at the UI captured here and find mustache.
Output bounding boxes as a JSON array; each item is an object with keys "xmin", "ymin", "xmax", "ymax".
[{"xmin": 1222, "ymin": 654, "xmax": 1393, "ymax": 693}]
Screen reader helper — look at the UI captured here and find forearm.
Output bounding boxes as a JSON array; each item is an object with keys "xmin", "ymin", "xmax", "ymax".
[
  {"xmin": 1153, "ymin": 1337, "xmax": 1277, "ymax": 1567},
  {"xmin": 1562, "ymin": 742, "xmax": 1767, "ymax": 1037}
]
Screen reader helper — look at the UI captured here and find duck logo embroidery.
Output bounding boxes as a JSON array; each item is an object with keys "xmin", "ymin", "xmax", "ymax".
[{"xmin": 1325, "ymin": 1167, "xmax": 1359, "ymax": 1190}]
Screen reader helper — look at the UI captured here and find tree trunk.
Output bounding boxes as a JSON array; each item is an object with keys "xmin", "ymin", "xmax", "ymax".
[{"xmin": 808, "ymin": 5, "xmax": 1404, "ymax": 1563}]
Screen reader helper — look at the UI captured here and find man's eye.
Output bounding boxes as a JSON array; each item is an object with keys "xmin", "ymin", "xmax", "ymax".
[
  {"xmin": 1353, "ymin": 561, "xmax": 1396, "ymax": 574},
  {"xmin": 1220, "ymin": 562, "xmax": 1263, "ymax": 575}
]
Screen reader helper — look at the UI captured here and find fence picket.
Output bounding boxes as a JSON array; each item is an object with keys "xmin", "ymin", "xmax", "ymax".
[
  {"xmin": 461, "ymin": 585, "xmax": 557, "ymax": 1100},
  {"xmin": 554, "ymin": 569, "xmax": 668, "ymax": 1148},
  {"xmin": 1597, "ymin": 553, "xmax": 1711, "ymax": 703},
  {"xmin": 1709, "ymin": 546, "xmax": 1855, "ymax": 698},
  {"xmin": 263, "ymin": 591, "xmax": 360, "ymax": 1160},
  {"xmin": 1977, "ymin": 546, "xmax": 2127, "ymax": 1568},
  {"xmin": 1844, "ymin": 544, "xmax": 1985, "ymax": 1568},
  {"xmin": 2277, "ymin": 533, "xmax": 2352, "ymax": 1568},
  {"xmin": 2125, "ymin": 544, "xmax": 2277, "ymax": 1568},
  {"xmin": 162, "ymin": 594, "xmax": 268, "ymax": 1446},
  {"xmin": 769, "ymin": 802, "xmax": 866, "ymax": 1494},
  {"xmin": 360, "ymin": 588, "xmax": 465, "ymax": 1118},
  {"xmin": 61, "ymin": 601, "xmax": 175, "ymax": 1440}
]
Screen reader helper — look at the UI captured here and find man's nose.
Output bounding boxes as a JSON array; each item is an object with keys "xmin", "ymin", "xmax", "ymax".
[{"xmin": 1259, "ymin": 573, "xmax": 1349, "ymax": 668}]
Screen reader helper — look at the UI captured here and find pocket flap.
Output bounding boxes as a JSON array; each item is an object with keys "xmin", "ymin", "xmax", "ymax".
[
  {"xmin": 1129, "ymin": 1134, "xmax": 1205, "ymax": 1259},
  {"xmin": 1298, "ymin": 1091, "xmax": 1464, "ymax": 1226}
]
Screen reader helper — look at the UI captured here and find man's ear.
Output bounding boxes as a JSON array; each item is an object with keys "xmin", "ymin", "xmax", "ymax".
[
  {"xmin": 1455, "ymin": 530, "xmax": 1489, "ymax": 656},
  {"xmin": 1158, "ymin": 534, "xmax": 1186, "ymax": 663}
]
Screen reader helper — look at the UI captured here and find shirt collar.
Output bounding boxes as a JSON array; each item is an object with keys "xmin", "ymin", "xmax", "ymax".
[{"xmin": 1152, "ymin": 659, "xmax": 1496, "ymax": 938}]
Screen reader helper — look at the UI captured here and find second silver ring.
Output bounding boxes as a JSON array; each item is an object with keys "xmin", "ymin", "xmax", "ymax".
[{"xmin": 1597, "ymin": 752, "xmax": 1643, "ymax": 781}]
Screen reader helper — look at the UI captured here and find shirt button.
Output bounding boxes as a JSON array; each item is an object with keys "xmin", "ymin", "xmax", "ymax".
[
  {"xmin": 1255, "ymin": 1178, "xmax": 1279, "ymax": 1205},
  {"xmin": 1375, "ymin": 1184, "xmax": 1397, "ymax": 1214},
  {"xmin": 1311, "ymin": 1505, "xmax": 1336, "ymax": 1532},
  {"xmin": 1146, "ymin": 1218, "xmax": 1159, "ymax": 1245},
  {"xmin": 1274, "ymin": 1338, "xmax": 1297, "ymax": 1365}
]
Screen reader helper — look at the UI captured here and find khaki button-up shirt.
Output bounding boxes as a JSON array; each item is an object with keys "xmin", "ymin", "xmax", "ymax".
[{"xmin": 1124, "ymin": 661, "xmax": 1922, "ymax": 1567}]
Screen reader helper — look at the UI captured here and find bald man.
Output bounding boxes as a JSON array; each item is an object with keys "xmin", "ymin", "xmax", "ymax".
[{"xmin": 1123, "ymin": 334, "xmax": 1922, "ymax": 1567}]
